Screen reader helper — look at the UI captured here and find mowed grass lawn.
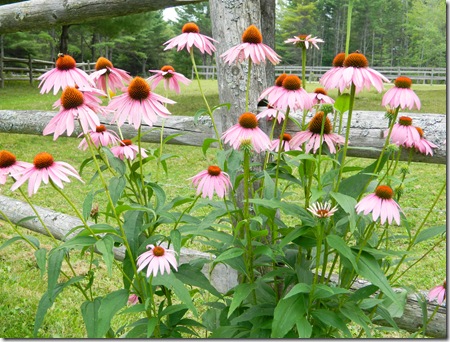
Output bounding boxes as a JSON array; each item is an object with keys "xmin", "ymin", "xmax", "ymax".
[{"xmin": 0, "ymin": 79, "xmax": 446, "ymax": 337}]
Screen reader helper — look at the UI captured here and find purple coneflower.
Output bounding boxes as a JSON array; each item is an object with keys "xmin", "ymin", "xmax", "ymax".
[
  {"xmin": 414, "ymin": 127, "xmax": 438, "ymax": 156},
  {"xmin": 320, "ymin": 52, "xmax": 346, "ymax": 90},
  {"xmin": 0, "ymin": 150, "xmax": 32, "ymax": 184},
  {"xmin": 78, "ymin": 125, "xmax": 121, "ymax": 151},
  {"xmin": 386, "ymin": 116, "xmax": 421, "ymax": 148},
  {"xmin": 89, "ymin": 57, "xmax": 132, "ymax": 93},
  {"xmin": 309, "ymin": 87, "xmax": 335, "ymax": 105},
  {"xmin": 221, "ymin": 25, "xmax": 281, "ymax": 65},
  {"xmin": 38, "ymin": 53, "xmax": 93, "ymax": 95},
  {"xmin": 10, "ymin": 152, "xmax": 83, "ymax": 196},
  {"xmin": 43, "ymin": 86, "xmax": 102, "ymax": 140},
  {"xmin": 107, "ymin": 76, "xmax": 175, "ymax": 129},
  {"xmin": 136, "ymin": 244, "xmax": 178, "ymax": 277},
  {"xmin": 429, "ymin": 281, "xmax": 446, "ymax": 305},
  {"xmin": 256, "ymin": 104, "xmax": 285, "ymax": 124},
  {"xmin": 290, "ymin": 111, "xmax": 344, "ymax": 154},
  {"xmin": 382, "ymin": 76, "xmax": 421, "ymax": 110},
  {"xmin": 127, "ymin": 294, "xmax": 140, "ymax": 306},
  {"xmin": 355, "ymin": 185, "xmax": 402, "ymax": 225},
  {"xmin": 266, "ymin": 75, "xmax": 313, "ymax": 112},
  {"xmin": 147, "ymin": 65, "xmax": 191, "ymax": 94},
  {"xmin": 307, "ymin": 201, "xmax": 338, "ymax": 218},
  {"xmin": 190, "ymin": 165, "xmax": 232, "ymax": 200},
  {"xmin": 163, "ymin": 22, "xmax": 217, "ymax": 55},
  {"xmin": 111, "ymin": 139, "xmax": 148, "ymax": 161},
  {"xmin": 270, "ymin": 133, "xmax": 297, "ymax": 152},
  {"xmin": 222, "ymin": 112, "xmax": 271, "ymax": 153},
  {"xmin": 284, "ymin": 34, "xmax": 324, "ymax": 50},
  {"xmin": 258, "ymin": 73, "xmax": 288, "ymax": 102}
]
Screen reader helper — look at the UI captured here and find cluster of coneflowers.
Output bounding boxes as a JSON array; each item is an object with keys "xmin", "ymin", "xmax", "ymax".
[{"xmin": 0, "ymin": 22, "xmax": 443, "ymax": 303}]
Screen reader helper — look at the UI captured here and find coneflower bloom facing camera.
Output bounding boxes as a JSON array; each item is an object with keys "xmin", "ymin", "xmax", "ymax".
[
  {"xmin": 258, "ymin": 73, "xmax": 288, "ymax": 102},
  {"xmin": 38, "ymin": 53, "xmax": 93, "ymax": 95},
  {"xmin": 413, "ymin": 127, "xmax": 438, "ymax": 156},
  {"xmin": 382, "ymin": 76, "xmax": 421, "ymax": 110},
  {"xmin": 256, "ymin": 104, "xmax": 285, "ymax": 124},
  {"xmin": 147, "ymin": 65, "xmax": 191, "ymax": 94},
  {"xmin": 290, "ymin": 111, "xmax": 345, "ymax": 154},
  {"xmin": 284, "ymin": 34, "xmax": 324, "ymax": 50},
  {"xmin": 428, "ymin": 280, "xmax": 446, "ymax": 305},
  {"xmin": 319, "ymin": 52, "xmax": 345, "ymax": 90},
  {"xmin": 307, "ymin": 201, "xmax": 338, "ymax": 218},
  {"xmin": 107, "ymin": 76, "xmax": 175, "ymax": 129},
  {"xmin": 355, "ymin": 185, "xmax": 402, "ymax": 225},
  {"xmin": 270, "ymin": 133, "xmax": 298, "ymax": 152},
  {"xmin": 221, "ymin": 25, "xmax": 281, "ymax": 65},
  {"xmin": 163, "ymin": 22, "xmax": 217, "ymax": 55},
  {"xmin": 309, "ymin": 87, "xmax": 335, "ymax": 105},
  {"xmin": 43, "ymin": 86, "xmax": 102, "ymax": 140},
  {"xmin": 111, "ymin": 139, "xmax": 148, "ymax": 161},
  {"xmin": 267, "ymin": 75, "xmax": 313, "ymax": 112},
  {"xmin": 10, "ymin": 152, "xmax": 83, "ymax": 196},
  {"xmin": 89, "ymin": 57, "xmax": 132, "ymax": 93},
  {"xmin": 78, "ymin": 125, "xmax": 121, "ymax": 151},
  {"xmin": 386, "ymin": 116, "xmax": 421, "ymax": 148},
  {"xmin": 190, "ymin": 165, "xmax": 232, "ymax": 200},
  {"xmin": 222, "ymin": 112, "xmax": 271, "ymax": 153},
  {"xmin": 0, "ymin": 150, "xmax": 32, "ymax": 184},
  {"xmin": 136, "ymin": 244, "xmax": 178, "ymax": 278}
]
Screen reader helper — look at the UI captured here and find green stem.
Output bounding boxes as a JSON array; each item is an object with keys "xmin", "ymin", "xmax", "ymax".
[
  {"xmin": 345, "ymin": 0, "xmax": 354, "ymax": 56},
  {"xmin": 243, "ymin": 149, "xmax": 255, "ymax": 292},
  {"xmin": 137, "ymin": 126, "xmax": 148, "ymax": 204},
  {"xmin": 301, "ymin": 46, "xmax": 307, "ymax": 91},
  {"xmin": 274, "ymin": 107, "xmax": 291, "ymax": 197}
]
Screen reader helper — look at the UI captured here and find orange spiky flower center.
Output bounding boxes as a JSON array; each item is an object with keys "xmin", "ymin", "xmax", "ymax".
[
  {"xmin": 182, "ymin": 22, "xmax": 200, "ymax": 33},
  {"xmin": 56, "ymin": 54, "xmax": 76, "ymax": 70},
  {"xmin": 242, "ymin": 25, "xmax": 263, "ymax": 44},
  {"xmin": 282, "ymin": 75, "xmax": 302, "ymax": 90},
  {"xmin": 314, "ymin": 87, "xmax": 327, "ymax": 95},
  {"xmin": 161, "ymin": 65, "xmax": 175, "ymax": 78},
  {"xmin": 128, "ymin": 77, "xmax": 150, "ymax": 101},
  {"xmin": 121, "ymin": 139, "xmax": 133, "ymax": 146},
  {"xmin": 96, "ymin": 125, "xmax": 107, "ymax": 133},
  {"xmin": 95, "ymin": 57, "xmax": 113, "ymax": 71},
  {"xmin": 375, "ymin": 185, "xmax": 394, "ymax": 200},
  {"xmin": 343, "ymin": 52, "xmax": 369, "ymax": 68},
  {"xmin": 207, "ymin": 165, "xmax": 222, "ymax": 176},
  {"xmin": 394, "ymin": 76, "xmax": 412, "ymax": 89},
  {"xmin": 281, "ymin": 133, "xmax": 292, "ymax": 141},
  {"xmin": 398, "ymin": 116, "xmax": 413, "ymax": 126},
  {"xmin": 275, "ymin": 73, "xmax": 288, "ymax": 87},
  {"xmin": 297, "ymin": 34, "xmax": 308, "ymax": 40},
  {"xmin": 0, "ymin": 150, "xmax": 16, "ymax": 168},
  {"xmin": 316, "ymin": 209, "xmax": 330, "ymax": 217},
  {"xmin": 415, "ymin": 127, "xmax": 424, "ymax": 138},
  {"xmin": 239, "ymin": 112, "xmax": 259, "ymax": 129},
  {"xmin": 33, "ymin": 152, "xmax": 54, "ymax": 169},
  {"xmin": 308, "ymin": 111, "xmax": 332, "ymax": 134},
  {"xmin": 332, "ymin": 52, "xmax": 346, "ymax": 67},
  {"xmin": 152, "ymin": 246, "xmax": 165, "ymax": 256},
  {"xmin": 61, "ymin": 86, "xmax": 84, "ymax": 109}
]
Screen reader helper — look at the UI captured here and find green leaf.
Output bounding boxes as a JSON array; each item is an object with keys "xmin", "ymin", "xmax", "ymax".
[
  {"xmin": 296, "ymin": 316, "xmax": 312, "ymax": 338},
  {"xmin": 213, "ymin": 247, "xmax": 244, "ymax": 264},
  {"xmin": 175, "ymin": 263, "xmax": 221, "ymax": 298},
  {"xmin": 159, "ymin": 303, "xmax": 188, "ymax": 318},
  {"xmin": 340, "ymin": 303, "xmax": 372, "ymax": 338},
  {"xmin": 82, "ymin": 191, "xmax": 94, "ymax": 221},
  {"xmin": 202, "ymin": 138, "xmax": 219, "ymax": 156},
  {"xmin": 163, "ymin": 132, "xmax": 185, "ymax": 144},
  {"xmin": 228, "ymin": 283, "xmax": 257, "ymax": 318},
  {"xmin": 263, "ymin": 171, "xmax": 276, "ymax": 200},
  {"xmin": 413, "ymin": 225, "xmax": 446, "ymax": 245},
  {"xmin": 108, "ymin": 176, "xmax": 126, "ymax": 206},
  {"xmin": 61, "ymin": 236, "xmax": 97, "ymax": 249},
  {"xmin": 102, "ymin": 147, "xmax": 126, "ymax": 175},
  {"xmin": 311, "ymin": 309, "xmax": 352, "ymax": 338},
  {"xmin": 34, "ymin": 248, "xmax": 47, "ymax": 278},
  {"xmin": 95, "ymin": 235, "xmax": 114, "ymax": 277},
  {"xmin": 47, "ymin": 248, "xmax": 66, "ymax": 301},
  {"xmin": 330, "ymin": 191, "xmax": 358, "ymax": 232},
  {"xmin": 0, "ymin": 236, "xmax": 26, "ymax": 250},
  {"xmin": 76, "ymin": 224, "xmax": 118, "ymax": 237},
  {"xmin": 170, "ymin": 230, "xmax": 181, "ymax": 256},
  {"xmin": 334, "ymin": 93, "xmax": 351, "ymax": 113},
  {"xmin": 283, "ymin": 283, "xmax": 311, "ymax": 299},
  {"xmin": 123, "ymin": 211, "xmax": 144, "ymax": 258},
  {"xmin": 193, "ymin": 108, "xmax": 208, "ymax": 124},
  {"xmin": 271, "ymin": 294, "xmax": 306, "ymax": 338},
  {"xmin": 81, "ymin": 298, "xmax": 101, "ymax": 338},
  {"xmin": 97, "ymin": 289, "xmax": 129, "ymax": 337},
  {"xmin": 148, "ymin": 182, "xmax": 166, "ymax": 209},
  {"xmin": 326, "ymin": 234, "xmax": 359, "ymax": 272},
  {"xmin": 146, "ymin": 317, "xmax": 158, "ymax": 338}
]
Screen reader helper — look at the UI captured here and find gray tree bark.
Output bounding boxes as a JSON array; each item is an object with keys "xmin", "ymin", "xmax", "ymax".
[{"xmin": 0, "ymin": 0, "xmax": 207, "ymax": 34}]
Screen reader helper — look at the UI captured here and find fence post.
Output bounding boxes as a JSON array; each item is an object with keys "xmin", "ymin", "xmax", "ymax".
[
  {"xmin": 0, "ymin": 34, "xmax": 4, "ymax": 89},
  {"xmin": 28, "ymin": 54, "xmax": 33, "ymax": 85}
]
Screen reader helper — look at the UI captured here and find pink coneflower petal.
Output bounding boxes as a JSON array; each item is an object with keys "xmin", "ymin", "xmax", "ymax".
[
  {"xmin": 284, "ymin": 34, "xmax": 324, "ymax": 50},
  {"xmin": 89, "ymin": 57, "xmax": 132, "ymax": 93},
  {"xmin": 147, "ymin": 65, "xmax": 191, "ymax": 94},
  {"xmin": 136, "ymin": 244, "xmax": 178, "ymax": 277},
  {"xmin": 163, "ymin": 23, "xmax": 217, "ymax": 55},
  {"xmin": 386, "ymin": 116, "xmax": 421, "ymax": 148},
  {"xmin": 189, "ymin": 166, "xmax": 232, "ymax": 200},
  {"xmin": 429, "ymin": 281, "xmax": 446, "ymax": 305},
  {"xmin": 267, "ymin": 75, "xmax": 313, "ymax": 111},
  {"xmin": 0, "ymin": 150, "xmax": 32, "ymax": 184},
  {"xmin": 307, "ymin": 201, "xmax": 338, "ymax": 218},
  {"xmin": 110, "ymin": 139, "xmax": 147, "ymax": 161}
]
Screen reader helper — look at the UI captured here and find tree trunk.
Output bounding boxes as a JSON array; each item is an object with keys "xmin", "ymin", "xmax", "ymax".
[{"xmin": 58, "ymin": 25, "xmax": 70, "ymax": 54}]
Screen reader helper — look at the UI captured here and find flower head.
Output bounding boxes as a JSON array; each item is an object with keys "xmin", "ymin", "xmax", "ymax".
[
  {"xmin": 221, "ymin": 25, "xmax": 281, "ymax": 65},
  {"xmin": 386, "ymin": 116, "xmax": 421, "ymax": 148},
  {"xmin": 258, "ymin": 73, "xmax": 288, "ymax": 102},
  {"xmin": 0, "ymin": 150, "xmax": 32, "ymax": 184},
  {"xmin": 38, "ymin": 53, "xmax": 94, "ymax": 95},
  {"xmin": 290, "ymin": 111, "xmax": 345, "ymax": 154},
  {"xmin": 270, "ymin": 133, "xmax": 298, "ymax": 152},
  {"xmin": 136, "ymin": 244, "xmax": 178, "ymax": 277},
  {"xmin": 111, "ymin": 139, "xmax": 148, "ymax": 161},
  {"xmin": 78, "ymin": 125, "xmax": 121, "ymax": 150},
  {"xmin": 147, "ymin": 65, "xmax": 191, "ymax": 94},
  {"xmin": 10, "ymin": 152, "xmax": 83, "ymax": 196},
  {"xmin": 221, "ymin": 112, "xmax": 271, "ymax": 153},
  {"xmin": 382, "ymin": 76, "xmax": 421, "ymax": 110},
  {"xmin": 256, "ymin": 104, "xmax": 285, "ymax": 124},
  {"xmin": 266, "ymin": 75, "xmax": 313, "ymax": 111},
  {"xmin": 355, "ymin": 185, "xmax": 402, "ymax": 225},
  {"xmin": 428, "ymin": 280, "xmax": 446, "ymax": 305},
  {"xmin": 307, "ymin": 201, "xmax": 338, "ymax": 218},
  {"xmin": 107, "ymin": 76, "xmax": 175, "ymax": 129},
  {"xmin": 319, "ymin": 52, "xmax": 346, "ymax": 89},
  {"xmin": 89, "ymin": 57, "xmax": 132, "ymax": 93},
  {"xmin": 43, "ymin": 86, "xmax": 103, "ymax": 140},
  {"xmin": 309, "ymin": 87, "xmax": 335, "ymax": 105},
  {"xmin": 413, "ymin": 127, "xmax": 438, "ymax": 156},
  {"xmin": 189, "ymin": 165, "xmax": 232, "ymax": 200},
  {"xmin": 284, "ymin": 34, "xmax": 324, "ymax": 50},
  {"xmin": 163, "ymin": 22, "xmax": 217, "ymax": 55}
]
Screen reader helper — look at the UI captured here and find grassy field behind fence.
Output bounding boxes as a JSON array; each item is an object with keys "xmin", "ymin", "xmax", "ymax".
[{"xmin": 0, "ymin": 80, "xmax": 446, "ymax": 337}]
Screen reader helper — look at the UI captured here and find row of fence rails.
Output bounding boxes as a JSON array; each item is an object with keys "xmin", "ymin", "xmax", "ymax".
[{"xmin": 191, "ymin": 64, "xmax": 217, "ymax": 80}]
